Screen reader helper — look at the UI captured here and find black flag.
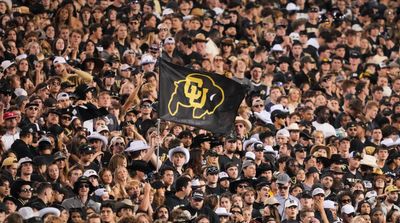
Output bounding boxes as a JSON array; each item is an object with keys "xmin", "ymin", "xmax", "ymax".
[{"xmin": 159, "ymin": 59, "xmax": 246, "ymax": 133}]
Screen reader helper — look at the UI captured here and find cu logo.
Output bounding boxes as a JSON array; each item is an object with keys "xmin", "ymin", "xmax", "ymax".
[{"xmin": 168, "ymin": 74, "xmax": 224, "ymax": 119}]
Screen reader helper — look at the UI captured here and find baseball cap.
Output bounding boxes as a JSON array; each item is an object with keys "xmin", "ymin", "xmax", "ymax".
[
  {"xmin": 312, "ymin": 187, "xmax": 325, "ymax": 197},
  {"xmin": 192, "ymin": 190, "xmax": 204, "ymax": 201},
  {"xmin": 276, "ymin": 173, "xmax": 291, "ymax": 184},
  {"xmin": 164, "ymin": 37, "xmax": 175, "ymax": 45},
  {"xmin": 140, "ymin": 54, "xmax": 156, "ymax": 65},
  {"xmin": 219, "ymin": 172, "xmax": 229, "ymax": 180},
  {"xmin": 1, "ymin": 157, "xmax": 17, "ymax": 167},
  {"xmin": 284, "ymin": 199, "xmax": 298, "ymax": 208},
  {"xmin": 206, "ymin": 166, "xmax": 219, "ymax": 175},
  {"xmin": 3, "ymin": 112, "xmax": 17, "ymax": 120},
  {"xmin": 57, "ymin": 92, "xmax": 69, "ymax": 101},
  {"xmin": 53, "ymin": 57, "xmax": 66, "ymax": 65},
  {"xmin": 18, "ymin": 157, "xmax": 33, "ymax": 167},
  {"xmin": 83, "ymin": 169, "xmax": 98, "ymax": 178},
  {"xmin": 341, "ymin": 204, "xmax": 355, "ymax": 214}
]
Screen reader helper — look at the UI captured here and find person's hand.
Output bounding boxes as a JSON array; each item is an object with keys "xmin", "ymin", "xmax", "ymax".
[
  {"xmin": 314, "ymin": 197, "xmax": 324, "ymax": 211},
  {"xmin": 80, "ymin": 51, "xmax": 87, "ymax": 62},
  {"xmin": 65, "ymin": 46, "xmax": 72, "ymax": 54},
  {"xmin": 233, "ymin": 212, "xmax": 244, "ymax": 222},
  {"xmin": 149, "ymin": 131, "xmax": 158, "ymax": 148},
  {"xmin": 64, "ymin": 64, "xmax": 75, "ymax": 73},
  {"xmin": 143, "ymin": 182, "xmax": 151, "ymax": 194},
  {"xmin": 35, "ymin": 61, "xmax": 43, "ymax": 72}
]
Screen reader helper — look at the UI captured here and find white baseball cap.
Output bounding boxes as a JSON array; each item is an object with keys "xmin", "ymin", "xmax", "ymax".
[
  {"xmin": 341, "ymin": 204, "xmax": 355, "ymax": 214},
  {"xmin": 284, "ymin": 199, "xmax": 298, "ymax": 208},
  {"xmin": 83, "ymin": 169, "xmax": 98, "ymax": 178},
  {"xmin": 312, "ymin": 187, "xmax": 325, "ymax": 197},
  {"xmin": 18, "ymin": 157, "xmax": 33, "ymax": 167},
  {"xmin": 120, "ymin": 64, "xmax": 131, "ymax": 71},
  {"xmin": 57, "ymin": 92, "xmax": 69, "ymax": 101},
  {"xmin": 53, "ymin": 56, "xmax": 67, "ymax": 65},
  {"xmin": 140, "ymin": 54, "xmax": 156, "ymax": 65}
]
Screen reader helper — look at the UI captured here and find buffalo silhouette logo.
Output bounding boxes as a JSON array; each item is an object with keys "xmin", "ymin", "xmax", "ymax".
[{"xmin": 168, "ymin": 73, "xmax": 225, "ymax": 119}]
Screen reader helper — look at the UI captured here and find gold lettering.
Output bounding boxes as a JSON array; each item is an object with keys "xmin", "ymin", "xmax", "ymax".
[{"xmin": 184, "ymin": 76, "xmax": 208, "ymax": 108}]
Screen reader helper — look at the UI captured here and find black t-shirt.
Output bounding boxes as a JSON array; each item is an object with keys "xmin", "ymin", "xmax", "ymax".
[
  {"xmin": 305, "ymin": 22, "xmax": 318, "ymax": 38},
  {"xmin": 165, "ymin": 193, "xmax": 189, "ymax": 210},
  {"xmin": 219, "ymin": 154, "xmax": 241, "ymax": 171},
  {"xmin": 205, "ymin": 185, "xmax": 222, "ymax": 196},
  {"xmin": 10, "ymin": 139, "xmax": 36, "ymax": 160}
]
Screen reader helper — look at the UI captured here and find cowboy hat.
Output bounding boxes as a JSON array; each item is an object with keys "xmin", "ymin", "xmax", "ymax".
[
  {"xmin": 310, "ymin": 145, "xmax": 331, "ymax": 158},
  {"xmin": 168, "ymin": 146, "xmax": 190, "ymax": 164},
  {"xmin": 235, "ymin": 116, "xmax": 252, "ymax": 132},
  {"xmin": 360, "ymin": 155, "xmax": 379, "ymax": 168},
  {"xmin": 87, "ymin": 131, "xmax": 108, "ymax": 146}
]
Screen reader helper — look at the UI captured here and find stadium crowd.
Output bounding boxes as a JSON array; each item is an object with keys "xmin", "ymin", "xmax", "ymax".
[{"xmin": 0, "ymin": 0, "xmax": 398, "ymax": 222}]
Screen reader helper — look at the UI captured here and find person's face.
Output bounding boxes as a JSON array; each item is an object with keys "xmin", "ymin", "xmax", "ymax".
[
  {"xmin": 156, "ymin": 207, "xmax": 168, "ymax": 220},
  {"xmin": 190, "ymin": 198, "xmax": 204, "ymax": 209},
  {"xmin": 227, "ymin": 166, "xmax": 238, "ymax": 179},
  {"xmin": 302, "ymin": 211, "xmax": 315, "ymax": 223},
  {"xmin": 54, "ymin": 63, "xmax": 66, "ymax": 75},
  {"xmin": 21, "ymin": 162, "xmax": 33, "ymax": 175},
  {"xmin": 6, "ymin": 164, "xmax": 17, "ymax": 177},
  {"xmin": 0, "ymin": 181, "xmax": 10, "ymax": 196},
  {"xmin": 19, "ymin": 185, "xmax": 33, "ymax": 200},
  {"xmin": 243, "ymin": 164, "xmax": 256, "ymax": 178},
  {"xmin": 70, "ymin": 170, "xmax": 83, "ymax": 183},
  {"xmin": 161, "ymin": 170, "xmax": 174, "ymax": 186},
  {"xmin": 277, "ymin": 183, "xmax": 290, "ymax": 196},
  {"xmin": 78, "ymin": 182, "xmax": 90, "ymax": 196},
  {"xmin": 372, "ymin": 210, "xmax": 384, "ymax": 223},
  {"xmin": 172, "ymin": 153, "xmax": 186, "ymax": 167},
  {"xmin": 100, "ymin": 207, "xmax": 114, "ymax": 222},
  {"xmin": 377, "ymin": 149, "xmax": 388, "ymax": 160},
  {"xmin": 71, "ymin": 211, "xmax": 83, "ymax": 222},
  {"xmin": 48, "ymin": 164, "xmax": 59, "ymax": 180},
  {"xmin": 285, "ymin": 206, "xmax": 298, "ymax": 219},
  {"xmin": 251, "ymin": 101, "xmax": 264, "ymax": 112},
  {"xmin": 5, "ymin": 200, "xmax": 16, "ymax": 214}
]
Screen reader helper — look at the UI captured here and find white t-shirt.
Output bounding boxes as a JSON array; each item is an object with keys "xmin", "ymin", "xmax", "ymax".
[
  {"xmin": 312, "ymin": 121, "xmax": 336, "ymax": 138},
  {"xmin": 1, "ymin": 131, "xmax": 20, "ymax": 150}
]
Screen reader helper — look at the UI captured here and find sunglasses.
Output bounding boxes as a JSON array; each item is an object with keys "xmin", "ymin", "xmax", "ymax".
[
  {"xmin": 238, "ymin": 184, "xmax": 248, "ymax": 188},
  {"xmin": 231, "ymin": 210, "xmax": 242, "ymax": 214},
  {"xmin": 51, "ymin": 81, "xmax": 60, "ymax": 86},
  {"xmin": 341, "ymin": 199, "xmax": 351, "ymax": 204},
  {"xmin": 253, "ymin": 104, "xmax": 264, "ymax": 108},
  {"xmin": 278, "ymin": 185, "xmax": 289, "ymax": 190},
  {"xmin": 141, "ymin": 104, "xmax": 152, "ymax": 108},
  {"xmin": 114, "ymin": 142, "xmax": 125, "ymax": 146},
  {"xmin": 21, "ymin": 188, "xmax": 33, "ymax": 193},
  {"xmin": 159, "ymin": 28, "xmax": 168, "ymax": 32},
  {"xmin": 61, "ymin": 116, "xmax": 71, "ymax": 120},
  {"xmin": 28, "ymin": 107, "xmax": 38, "ymax": 111},
  {"xmin": 235, "ymin": 124, "xmax": 244, "ymax": 128},
  {"xmin": 80, "ymin": 183, "xmax": 90, "ymax": 188}
]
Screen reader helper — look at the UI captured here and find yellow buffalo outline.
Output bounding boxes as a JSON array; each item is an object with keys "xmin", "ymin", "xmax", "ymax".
[{"xmin": 168, "ymin": 73, "xmax": 225, "ymax": 119}]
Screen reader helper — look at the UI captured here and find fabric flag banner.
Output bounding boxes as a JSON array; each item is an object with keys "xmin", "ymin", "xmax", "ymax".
[{"xmin": 159, "ymin": 59, "xmax": 246, "ymax": 133}]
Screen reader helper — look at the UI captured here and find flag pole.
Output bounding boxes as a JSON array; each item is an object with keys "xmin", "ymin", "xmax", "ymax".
[{"xmin": 156, "ymin": 118, "xmax": 161, "ymax": 172}]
